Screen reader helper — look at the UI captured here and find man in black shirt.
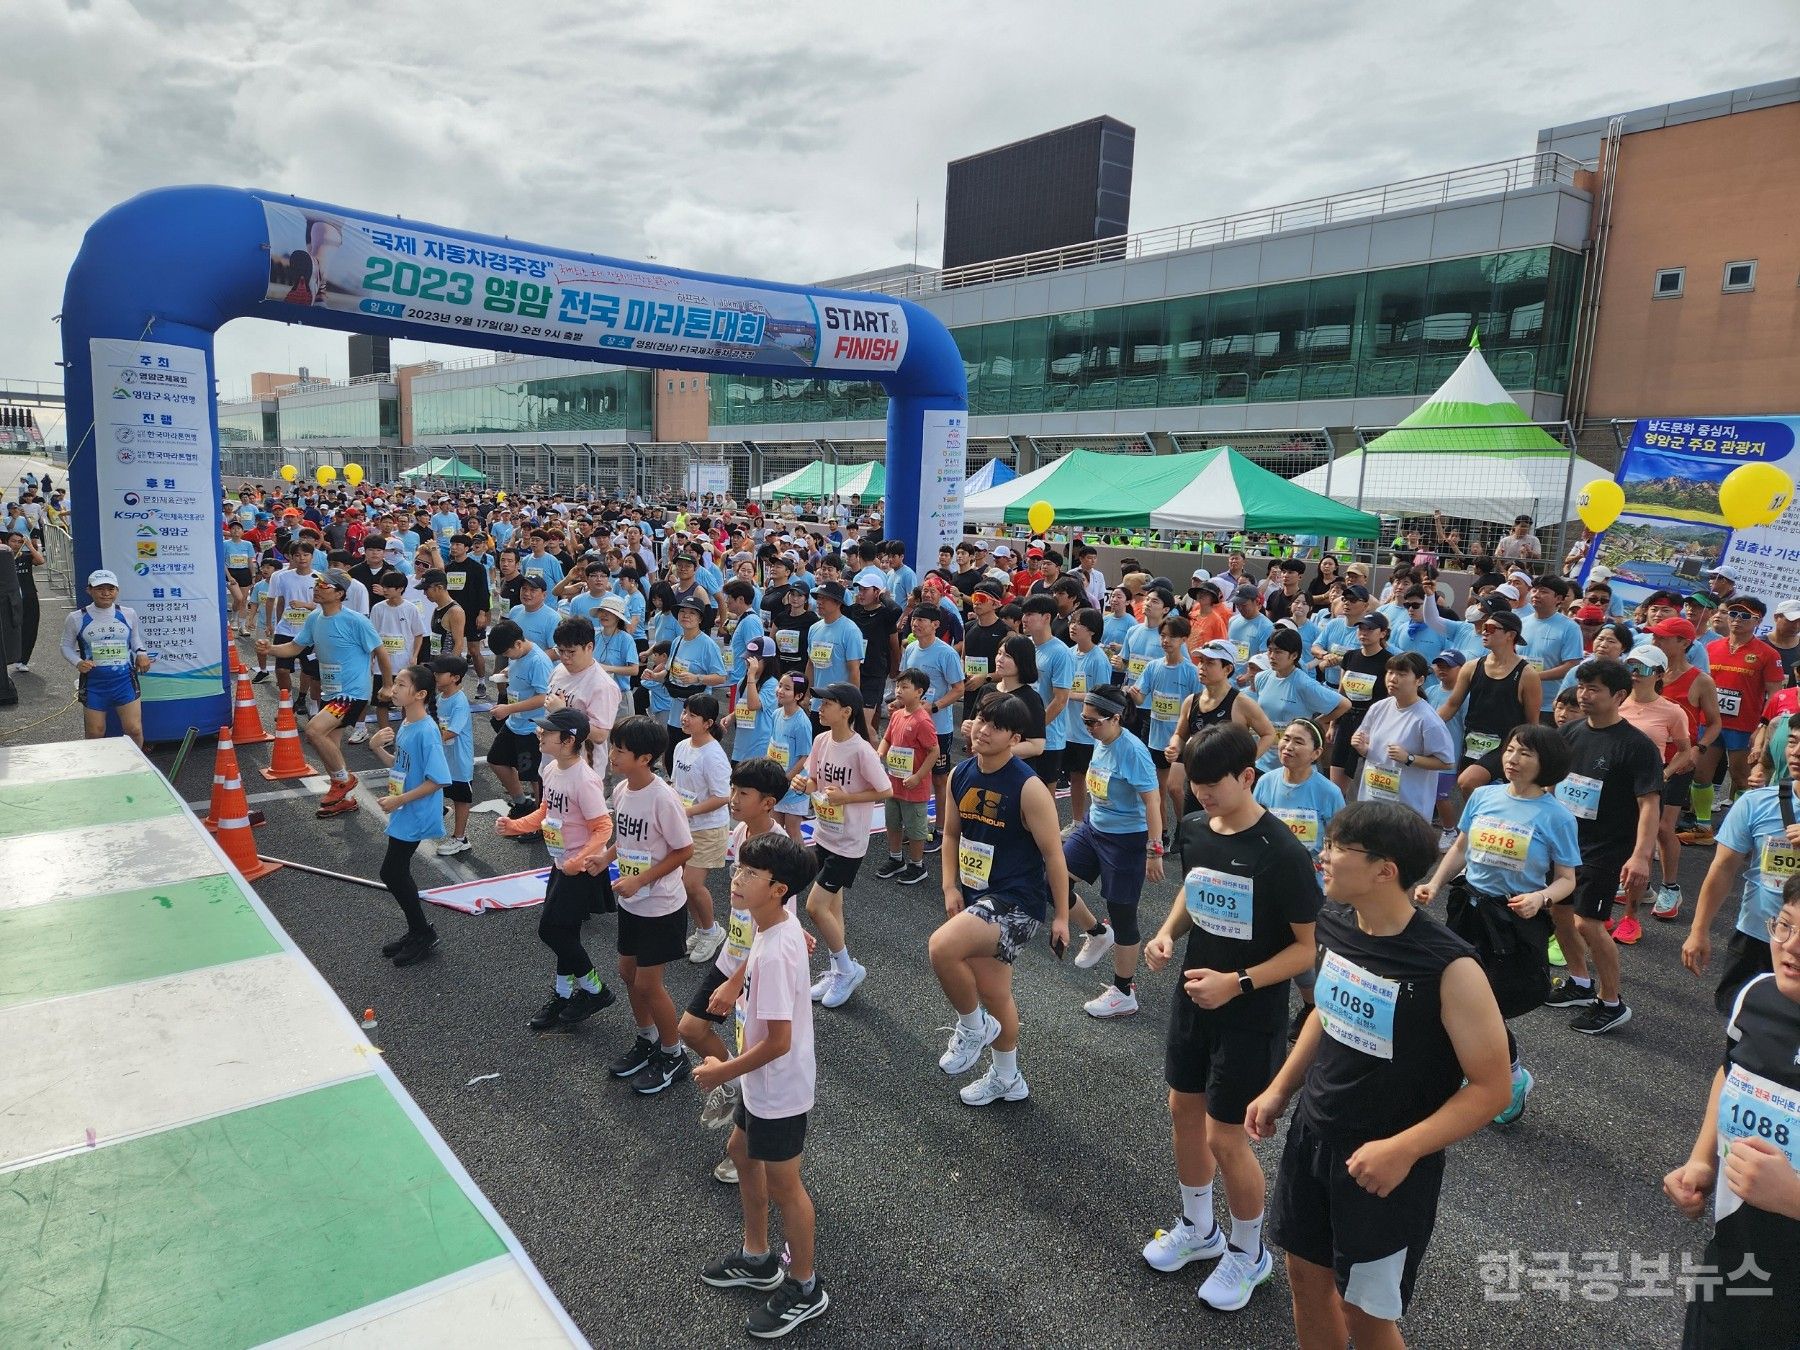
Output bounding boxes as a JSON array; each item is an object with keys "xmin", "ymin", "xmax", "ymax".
[
  {"xmin": 848, "ymin": 567, "xmax": 902, "ymax": 724},
  {"xmin": 1544, "ymin": 657, "xmax": 1663, "ymax": 1034},
  {"xmin": 348, "ymin": 536, "xmax": 391, "ymax": 597},
  {"xmin": 961, "ymin": 581, "xmax": 1009, "ymax": 724}
]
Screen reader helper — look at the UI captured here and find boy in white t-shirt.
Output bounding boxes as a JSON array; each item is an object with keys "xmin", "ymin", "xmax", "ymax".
[{"xmin": 694, "ymin": 830, "xmax": 829, "ymax": 1338}]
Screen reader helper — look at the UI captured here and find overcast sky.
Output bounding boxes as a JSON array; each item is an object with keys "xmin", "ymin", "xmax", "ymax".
[{"xmin": 5, "ymin": 0, "xmax": 1796, "ymax": 437}]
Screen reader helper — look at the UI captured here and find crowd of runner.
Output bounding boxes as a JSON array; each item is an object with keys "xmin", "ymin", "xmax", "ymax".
[{"xmin": 51, "ymin": 476, "xmax": 1800, "ymax": 1344}]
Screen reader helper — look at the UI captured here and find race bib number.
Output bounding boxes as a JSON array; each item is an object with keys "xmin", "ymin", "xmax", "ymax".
[
  {"xmin": 1151, "ymin": 692, "xmax": 1182, "ymax": 721},
  {"xmin": 88, "ymin": 640, "xmax": 129, "ymax": 665},
  {"xmin": 958, "ymin": 837, "xmax": 996, "ymax": 890},
  {"xmin": 1235, "ymin": 642, "xmax": 1250, "ymax": 664},
  {"xmin": 1085, "ymin": 767, "xmax": 1108, "ymax": 804},
  {"xmin": 320, "ymin": 662, "xmax": 343, "ymax": 696},
  {"xmin": 1072, "ymin": 673, "xmax": 1088, "ymax": 695},
  {"xmin": 445, "ymin": 571, "xmax": 466, "ymax": 589},
  {"xmin": 1715, "ymin": 1063, "xmax": 1800, "ymax": 1221},
  {"xmin": 678, "ymin": 789, "xmax": 698, "ymax": 810},
  {"xmin": 1717, "ymin": 689, "xmax": 1742, "ymax": 719},
  {"xmin": 1759, "ymin": 836, "xmax": 1800, "ymax": 892},
  {"xmin": 381, "ymin": 634, "xmax": 406, "ymax": 653},
  {"xmin": 769, "ymin": 743, "xmax": 791, "ymax": 770},
  {"xmin": 1362, "ymin": 763, "xmax": 1401, "ymax": 801},
  {"xmin": 1340, "ymin": 671, "xmax": 1376, "ymax": 701},
  {"xmin": 618, "ymin": 849, "xmax": 651, "ymax": 879},
  {"xmin": 723, "ymin": 649, "xmax": 735, "ymax": 671},
  {"xmin": 809, "ymin": 642, "xmax": 833, "ymax": 668},
  {"xmin": 964, "ymin": 655, "xmax": 989, "ymax": 677},
  {"xmin": 671, "ymin": 660, "xmax": 691, "ymax": 681},
  {"xmin": 1273, "ymin": 808, "xmax": 1319, "ymax": 847},
  {"xmin": 735, "ymin": 701, "xmax": 757, "ymax": 727},
  {"xmin": 725, "ymin": 908, "xmax": 755, "ymax": 962},
  {"xmin": 1556, "ymin": 772, "xmax": 1602, "ymax": 820},
  {"xmin": 387, "ymin": 775, "xmax": 403, "ymax": 799},
  {"xmin": 885, "ymin": 746, "xmax": 916, "ymax": 777},
  {"xmin": 281, "ymin": 606, "xmax": 311, "ymax": 629},
  {"xmin": 1315, "ymin": 949, "xmax": 1399, "ymax": 1060},
  {"xmin": 1468, "ymin": 815, "xmax": 1532, "ymax": 871},
  {"xmin": 777, "ymin": 630, "xmax": 800, "ymax": 655},
  {"xmin": 1464, "ymin": 729, "xmax": 1502, "ymax": 759},
  {"xmin": 1183, "ymin": 866, "xmax": 1254, "ymax": 941},
  {"xmin": 1527, "ymin": 656, "xmax": 1547, "ymax": 673},
  {"xmin": 542, "ymin": 817, "xmax": 565, "ymax": 850},
  {"xmin": 813, "ymin": 794, "xmax": 845, "ymax": 825},
  {"xmin": 1127, "ymin": 655, "xmax": 1150, "ymax": 679}
]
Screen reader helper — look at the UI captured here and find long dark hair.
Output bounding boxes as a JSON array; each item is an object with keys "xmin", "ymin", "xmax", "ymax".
[
  {"xmin": 1000, "ymin": 633, "xmax": 1038, "ymax": 685},
  {"xmin": 399, "ymin": 663, "xmax": 438, "ymax": 718}
]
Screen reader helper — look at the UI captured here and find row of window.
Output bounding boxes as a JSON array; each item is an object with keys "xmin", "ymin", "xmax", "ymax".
[
  {"xmin": 218, "ymin": 409, "xmax": 278, "ymax": 445},
  {"xmin": 411, "ymin": 370, "xmax": 651, "ymax": 439},
  {"xmin": 1653, "ymin": 260, "xmax": 1761, "ymax": 298},
  {"xmin": 276, "ymin": 398, "xmax": 400, "ymax": 443}
]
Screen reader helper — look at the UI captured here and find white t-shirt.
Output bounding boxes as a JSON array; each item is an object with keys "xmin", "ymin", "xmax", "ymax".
[
  {"xmin": 608, "ymin": 776, "xmax": 693, "ymax": 916},
  {"xmin": 805, "ymin": 732, "xmax": 888, "ymax": 859},
  {"xmin": 719, "ymin": 820, "xmax": 790, "ymax": 976},
  {"xmin": 269, "ymin": 568, "xmax": 318, "ymax": 636},
  {"xmin": 370, "ymin": 599, "xmax": 429, "ymax": 666},
  {"xmin": 738, "ymin": 916, "xmax": 815, "ymax": 1119},
  {"xmin": 674, "ymin": 736, "xmax": 733, "ymax": 831}
]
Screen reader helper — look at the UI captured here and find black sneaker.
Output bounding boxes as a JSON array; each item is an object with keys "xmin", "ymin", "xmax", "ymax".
[
  {"xmin": 528, "ymin": 994, "xmax": 570, "ymax": 1030},
  {"xmin": 701, "ymin": 1249, "xmax": 784, "ymax": 1291},
  {"xmin": 558, "ymin": 984, "xmax": 616, "ymax": 1026},
  {"xmin": 608, "ymin": 1035, "xmax": 657, "ymax": 1079},
  {"xmin": 251, "ymin": 669, "xmax": 271, "ymax": 684},
  {"xmin": 391, "ymin": 927, "xmax": 440, "ymax": 966},
  {"xmin": 380, "ymin": 931, "xmax": 413, "ymax": 959},
  {"xmin": 874, "ymin": 855, "xmax": 907, "ymax": 880},
  {"xmin": 1571, "ymin": 1000, "xmax": 1632, "ymax": 1035},
  {"xmin": 1544, "ymin": 975, "xmax": 1598, "ymax": 1008},
  {"xmin": 747, "ymin": 1277, "xmax": 830, "ymax": 1339},
  {"xmin": 631, "ymin": 1046, "xmax": 692, "ymax": 1096},
  {"xmin": 895, "ymin": 862, "xmax": 928, "ymax": 886},
  {"xmin": 924, "ymin": 830, "xmax": 943, "ymax": 855}
]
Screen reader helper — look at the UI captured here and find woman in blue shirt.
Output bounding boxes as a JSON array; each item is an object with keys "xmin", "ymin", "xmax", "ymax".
[
  {"xmin": 1065, "ymin": 608, "xmax": 1118, "ymax": 822},
  {"xmin": 1416, "ymin": 722, "xmax": 1582, "ymax": 1127},
  {"xmin": 1250, "ymin": 629, "xmax": 1348, "ymax": 773},
  {"xmin": 367, "ymin": 664, "xmax": 451, "ymax": 967}
]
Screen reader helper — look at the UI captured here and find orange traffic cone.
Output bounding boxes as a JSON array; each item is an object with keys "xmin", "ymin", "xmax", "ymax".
[
  {"xmin": 203, "ymin": 727, "xmax": 234, "ymax": 831},
  {"xmin": 209, "ymin": 728, "xmax": 281, "ymax": 881},
  {"xmin": 230, "ymin": 670, "xmax": 272, "ymax": 745},
  {"xmin": 262, "ymin": 689, "xmax": 317, "ymax": 780},
  {"xmin": 228, "ymin": 637, "xmax": 245, "ymax": 677}
]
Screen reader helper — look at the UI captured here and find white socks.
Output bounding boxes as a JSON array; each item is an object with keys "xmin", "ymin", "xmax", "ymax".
[{"xmin": 1181, "ymin": 1183, "xmax": 1215, "ymax": 1232}]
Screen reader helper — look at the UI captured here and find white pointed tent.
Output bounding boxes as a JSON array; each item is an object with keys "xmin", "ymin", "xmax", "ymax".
[
  {"xmin": 962, "ymin": 457, "xmax": 1014, "ymax": 495},
  {"xmin": 1288, "ymin": 343, "xmax": 1611, "ymax": 525}
]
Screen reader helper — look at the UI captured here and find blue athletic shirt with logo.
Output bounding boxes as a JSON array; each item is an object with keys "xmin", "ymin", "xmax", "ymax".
[
  {"xmin": 293, "ymin": 608, "xmax": 383, "ymax": 700},
  {"xmin": 437, "ymin": 688, "xmax": 474, "ymax": 783},
  {"xmin": 1085, "ymin": 730, "xmax": 1160, "ymax": 834},
  {"xmin": 1457, "ymin": 783, "xmax": 1581, "ymax": 898},
  {"xmin": 903, "ymin": 636, "xmax": 966, "ymax": 735},
  {"xmin": 1066, "ymin": 645, "xmax": 1115, "ymax": 747},
  {"xmin": 1252, "ymin": 768, "xmax": 1344, "ymax": 860},
  {"xmin": 1717, "ymin": 785, "xmax": 1800, "ymax": 941},
  {"xmin": 386, "ymin": 715, "xmax": 450, "ymax": 842},
  {"xmin": 1251, "ymin": 669, "xmax": 1342, "ymax": 772},
  {"xmin": 503, "ymin": 644, "xmax": 555, "ymax": 734}
]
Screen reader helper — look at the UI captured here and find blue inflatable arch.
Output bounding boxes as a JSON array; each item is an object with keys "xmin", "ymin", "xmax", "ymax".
[{"xmin": 62, "ymin": 186, "xmax": 968, "ymax": 742}]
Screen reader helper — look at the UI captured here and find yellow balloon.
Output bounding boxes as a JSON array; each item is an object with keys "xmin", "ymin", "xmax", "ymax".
[
  {"xmin": 315, "ymin": 464, "xmax": 337, "ymax": 486},
  {"xmin": 1026, "ymin": 500, "xmax": 1055, "ymax": 534},
  {"xmin": 1719, "ymin": 462, "xmax": 1795, "ymax": 529},
  {"xmin": 279, "ymin": 463, "xmax": 298, "ymax": 483},
  {"xmin": 496, "ymin": 491, "xmax": 507, "ymax": 503},
  {"xmin": 1575, "ymin": 479, "xmax": 1625, "ymax": 533},
  {"xmin": 343, "ymin": 462, "xmax": 365, "ymax": 487}
]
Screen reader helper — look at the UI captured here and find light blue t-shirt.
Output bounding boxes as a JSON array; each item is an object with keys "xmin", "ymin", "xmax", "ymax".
[
  {"xmin": 294, "ymin": 608, "xmax": 383, "ymax": 700},
  {"xmin": 489, "ymin": 520, "xmax": 515, "ymax": 549},
  {"xmin": 1252, "ymin": 768, "xmax": 1345, "ymax": 859},
  {"xmin": 223, "ymin": 537, "xmax": 256, "ymax": 571},
  {"xmin": 728, "ymin": 610, "xmax": 766, "ymax": 683},
  {"xmin": 1033, "ymin": 637, "xmax": 1076, "ymax": 751},
  {"xmin": 648, "ymin": 609, "xmax": 680, "ymax": 648},
  {"xmin": 596, "ymin": 627, "xmax": 638, "ymax": 693},
  {"xmin": 1227, "ymin": 614, "xmax": 1274, "ymax": 670},
  {"xmin": 666, "ymin": 631, "xmax": 727, "ymax": 724},
  {"xmin": 1457, "ymin": 782, "xmax": 1583, "ymax": 899},
  {"xmin": 386, "ymin": 714, "xmax": 451, "ymax": 843},
  {"xmin": 771, "ymin": 708, "xmax": 816, "ymax": 813},
  {"xmin": 1085, "ymin": 730, "xmax": 1160, "ymax": 835},
  {"xmin": 902, "ymin": 635, "xmax": 965, "ymax": 735},
  {"xmin": 503, "ymin": 644, "xmax": 555, "ymax": 734},
  {"xmin": 1102, "ymin": 613, "xmax": 1136, "ymax": 649},
  {"xmin": 508, "ymin": 603, "xmax": 560, "ymax": 653},
  {"xmin": 886, "ymin": 563, "xmax": 919, "ymax": 607},
  {"xmin": 1521, "ymin": 612, "xmax": 1585, "ymax": 712},
  {"xmin": 1716, "ymin": 784, "xmax": 1800, "ymax": 940},
  {"xmin": 521, "ymin": 551, "xmax": 565, "ymax": 588},
  {"xmin": 731, "ymin": 677, "xmax": 780, "ymax": 762},
  {"xmin": 437, "ymin": 689, "xmax": 474, "ymax": 783},
  {"xmin": 805, "ymin": 614, "xmax": 867, "ymax": 700},
  {"xmin": 1122, "ymin": 620, "xmax": 1163, "ymax": 683},
  {"xmin": 429, "ymin": 511, "xmax": 461, "ymax": 548},
  {"xmin": 1251, "ymin": 669, "xmax": 1343, "ymax": 772},
  {"xmin": 1066, "ymin": 645, "xmax": 1116, "ymax": 747},
  {"xmin": 1135, "ymin": 652, "xmax": 1202, "ymax": 747},
  {"xmin": 1315, "ymin": 616, "xmax": 1358, "ymax": 687},
  {"xmin": 565, "ymin": 591, "xmax": 610, "ymax": 623}
]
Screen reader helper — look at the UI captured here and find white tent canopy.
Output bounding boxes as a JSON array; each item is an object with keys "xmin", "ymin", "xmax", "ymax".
[{"xmin": 1289, "ymin": 452, "xmax": 1612, "ymax": 526}]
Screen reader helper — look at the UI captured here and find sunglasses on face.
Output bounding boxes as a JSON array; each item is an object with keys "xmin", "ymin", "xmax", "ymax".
[{"xmin": 1726, "ymin": 609, "xmax": 1755, "ymax": 621}]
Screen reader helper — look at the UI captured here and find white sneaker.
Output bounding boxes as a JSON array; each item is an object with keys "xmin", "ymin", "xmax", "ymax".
[
  {"xmin": 435, "ymin": 836, "xmax": 471, "ymax": 856},
  {"xmin": 1197, "ymin": 1245, "xmax": 1273, "ymax": 1312},
  {"xmin": 347, "ymin": 725, "xmax": 371, "ymax": 745},
  {"xmin": 713, "ymin": 1155, "xmax": 739, "ymax": 1185},
  {"xmin": 689, "ymin": 926, "xmax": 727, "ymax": 965},
  {"xmin": 1438, "ymin": 827, "xmax": 1459, "ymax": 852},
  {"xmin": 939, "ymin": 1012, "xmax": 1001, "ymax": 1074},
  {"xmin": 1073, "ymin": 924, "xmax": 1115, "ymax": 970},
  {"xmin": 821, "ymin": 961, "xmax": 866, "ymax": 1009},
  {"xmin": 1084, "ymin": 984, "xmax": 1139, "ymax": 1019},
  {"xmin": 958, "ymin": 1063, "xmax": 1029, "ymax": 1106},
  {"xmin": 1142, "ymin": 1218, "xmax": 1226, "ymax": 1272},
  {"xmin": 810, "ymin": 971, "xmax": 834, "ymax": 1002}
]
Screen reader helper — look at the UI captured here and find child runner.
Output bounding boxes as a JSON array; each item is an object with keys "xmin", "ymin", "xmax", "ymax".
[
  {"xmin": 365, "ymin": 664, "xmax": 450, "ymax": 967},
  {"xmin": 874, "ymin": 669, "xmax": 938, "ymax": 885},
  {"xmin": 931, "ymin": 692, "xmax": 1072, "ymax": 1104},
  {"xmin": 431, "ymin": 655, "xmax": 475, "ymax": 853},
  {"xmin": 1064, "ymin": 684, "xmax": 1165, "ymax": 1020},
  {"xmin": 485, "ymin": 617, "xmax": 554, "ymax": 815},
  {"xmin": 675, "ymin": 693, "xmax": 734, "ymax": 965},
  {"xmin": 60, "ymin": 569, "xmax": 153, "ymax": 747},
  {"xmin": 247, "ymin": 556, "xmax": 279, "ymax": 681},
  {"xmin": 1142, "ymin": 724, "xmax": 1322, "ymax": 1314},
  {"xmin": 497, "ymin": 707, "xmax": 617, "ymax": 1030},
  {"xmin": 600, "ymin": 716, "xmax": 697, "ymax": 1095},
  {"xmin": 1248, "ymin": 802, "xmax": 1510, "ymax": 1348},
  {"xmin": 791, "ymin": 684, "xmax": 891, "ymax": 1010},
  {"xmin": 1415, "ymin": 723, "xmax": 1580, "ymax": 1126},
  {"xmin": 730, "ymin": 637, "xmax": 781, "ymax": 766},
  {"xmin": 769, "ymin": 674, "xmax": 816, "ymax": 844},
  {"xmin": 1065, "ymin": 607, "xmax": 1117, "ymax": 824},
  {"xmin": 694, "ymin": 831, "xmax": 830, "ymax": 1338}
]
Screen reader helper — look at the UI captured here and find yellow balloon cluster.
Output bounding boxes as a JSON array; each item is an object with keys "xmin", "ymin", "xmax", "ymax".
[
  {"xmin": 279, "ymin": 463, "xmax": 297, "ymax": 483},
  {"xmin": 1575, "ymin": 479, "xmax": 1624, "ymax": 532},
  {"xmin": 343, "ymin": 462, "xmax": 365, "ymax": 487},
  {"xmin": 1026, "ymin": 500, "xmax": 1055, "ymax": 534},
  {"xmin": 315, "ymin": 464, "xmax": 337, "ymax": 486},
  {"xmin": 1718, "ymin": 463, "xmax": 1795, "ymax": 529}
]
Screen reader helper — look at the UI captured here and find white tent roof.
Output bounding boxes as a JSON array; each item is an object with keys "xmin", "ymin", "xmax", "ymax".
[
  {"xmin": 961, "ymin": 456, "xmax": 1065, "ymax": 524},
  {"xmin": 1288, "ymin": 451, "xmax": 1612, "ymax": 525}
]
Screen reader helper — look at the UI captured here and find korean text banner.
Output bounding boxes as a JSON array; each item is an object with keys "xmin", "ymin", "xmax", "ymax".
[
  {"xmin": 1584, "ymin": 415, "xmax": 1800, "ymax": 628},
  {"xmin": 261, "ymin": 202, "xmax": 908, "ymax": 373}
]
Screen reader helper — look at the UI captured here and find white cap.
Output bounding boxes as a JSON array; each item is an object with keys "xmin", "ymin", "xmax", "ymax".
[
  {"xmin": 1707, "ymin": 564, "xmax": 1739, "ymax": 581},
  {"xmin": 1197, "ymin": 638, "xmax": 1239, "ymax": 665},
  {"xmin": 1191, "ymin": 567, "xmax": 1211, "ymax": 581},
  {"xmin": 1625, "ymin": 643, "xmax": 1669, "ymax": 671},
  {"xmin": 992, "ymin": 544, "xmax": 1014, "ymax": 558},
  {"xmin": 1496, "ymin": 583, "xmax": 1522, "ymax": 602},
  {"xmin": 852, "ymin": 568, "xmax": 886, "ymax": 589},
  {"xmin": 1248, "ymin": 652, "xmax": 1272, "ymax": 671},
  {"xmin": 87, "ymin": 569, "xmax": 120, "ymax": 587},
  {"xmin": 1775, "ymin": 599, "xmax": 1800, "ymax": 621},
  {"xmin": 1587, "ymin": 565, "xmax": 1614, "ymax": 582}
]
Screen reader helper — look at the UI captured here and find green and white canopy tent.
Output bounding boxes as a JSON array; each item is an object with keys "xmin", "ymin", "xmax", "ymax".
[
  {"xmin": 964, "ymin": 446, "xmax": 1381, "ymax": 537},
  {"xmin": 399, "ymin": 455, "xmax": 487, "ymax": 483},
  {"xmin": 1287, "ymin": 342, "xmax": 1611, "ymax": 525},
  {"xmin": 748, "ymin": 459, "xmax": 885, "ymax": 502}
]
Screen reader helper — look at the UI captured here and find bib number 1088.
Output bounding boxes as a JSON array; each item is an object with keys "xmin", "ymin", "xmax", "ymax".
[{"xmin": 1726, "ymin": 1101, "xmax": 1794, "ymax": 1147}]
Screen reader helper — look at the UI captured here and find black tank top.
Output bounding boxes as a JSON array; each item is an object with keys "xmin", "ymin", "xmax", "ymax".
[
  {"xmin": 950, "ymin": 755, "xmax": 1049, "ymax": 919},
  {"xmin": 1465, "ymin": 656, "xmax": 1526, "ymax": 744},
  {"xmin": 430, "ymin": 602, "xmax": 457, "ymax": 656},
  {"xmin": 1184, "ymin": 685, "xmax": 1238, "ymax": 738}
]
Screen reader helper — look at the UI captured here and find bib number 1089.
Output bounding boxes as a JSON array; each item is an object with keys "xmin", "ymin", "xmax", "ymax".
[{"xmin": 1328, "ymin": 985, "xmax": 1377, "ymax": 1021}]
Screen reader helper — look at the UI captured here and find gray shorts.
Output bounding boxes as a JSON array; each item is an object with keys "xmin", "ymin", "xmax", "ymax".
[
  {"xmin": 884, "ymin": 796, "xmax": 932, "ymax": 841},
  {"xmin": 969, "ymin": 896, "xmax": 1042, "ymax": 965}
]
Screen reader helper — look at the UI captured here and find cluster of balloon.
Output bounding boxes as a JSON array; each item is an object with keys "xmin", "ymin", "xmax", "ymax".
[{"xmin": 1576, "ymin": 464, "xmax": 1795, "ymax": 535}]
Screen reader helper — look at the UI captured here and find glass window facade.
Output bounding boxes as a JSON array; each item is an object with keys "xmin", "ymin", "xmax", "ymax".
[
  {"xmin": 218, "ymin": 407, "xmax": 278, "ymax": 445},
  {"xmin": 412, "ymin": 370, "xmax": 650, "ymax": 439},
  {"xmin": 278, "ymin": 395, "xmax": 399, "ymax": 443},
  {"xmin": 708, "ymin": 245, "xmax": 1582, "ymax": 425}
]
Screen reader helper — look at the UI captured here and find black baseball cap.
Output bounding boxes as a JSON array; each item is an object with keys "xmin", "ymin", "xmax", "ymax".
[
  {"xmin": 534, "ymin": 707, "xmax": 590, "ymax": 739},
  {"xmin": 815, "ymin": 581, "xmax": 849, "ymax": 605}
]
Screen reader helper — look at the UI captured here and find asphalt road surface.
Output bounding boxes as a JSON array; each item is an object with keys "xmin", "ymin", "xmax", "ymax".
[{"xmin": 3, "ymin": 587, "xmax": 1743, "ymax": 1347}]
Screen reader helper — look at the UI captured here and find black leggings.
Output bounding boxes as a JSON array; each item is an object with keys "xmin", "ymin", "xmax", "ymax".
[
  {"xmin": 380, "ymin": 838, "xmax": 429, "ymax": 932},
  {"xmin": 539, "ymin": 868, "xmax": 597, "ymax": 976}
]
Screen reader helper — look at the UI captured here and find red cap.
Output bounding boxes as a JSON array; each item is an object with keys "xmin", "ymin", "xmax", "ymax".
[
  {"xmin": 1649, "ymin": 616, "xmax": 1696, "ymax": 641},
  {"xmin": 1573, "ymin": 604, "xmax": 1606, "ymax": 623}
]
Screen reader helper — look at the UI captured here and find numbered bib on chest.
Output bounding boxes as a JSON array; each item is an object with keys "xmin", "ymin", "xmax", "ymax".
[
  {"xmin": 387, "ymin": 774, "xmax": 403, "ymax": 799},
  {"xmin": 1273, "ymin": 808, "xmax": 1318, "ymax": 847},
  {"xmin": 809, "ymin": 642, "xmax": 833, "ymax": 668},
  {"xmin": 1151, "ymin": 692, "xmax": 1182, "ymax": 721},
  {"xmin": 769, "ymin": 743, "xmax": 791, "ymax": 770},
  {"xmin": 885, "ymin": 746, "xmax": 915, "ymax": 777},
  {"xmin": 1340, "ymin": 671, "xmax": 1376, "ymax": 701},
  {"xmin": 1717, "ymin": 688, "xmax": 1743, "ymax": 719},
  {"xmin": 446, "ymin": 571, "xmax": 466, "ymax": 589},
  {"xmin": 678, "ymin": 789, "xmax": 698, "ymax": 810},
  {"xmin": 777, "ymin": 630, "xmax": 800, "ymax": 655},
  {"xmin": 618, "ymin": 848, "xmax": 651, "ymax": 879},
  {"xmin": 813, "ymin": 794, "xmax": 845, "ymax": 825},
  {"xmin": 1463, "ymin": 729, "xmax": 1502, "ymax": 759},
  {"xmin": 1071, "ymin": 673, "xmax": 1088, "ymax": 696},
  {"xmin": 381, "ymin": 634, "xmax": 406, "ymax": 653},
  {"xmin": 542, "ymin": 817, "xmax": 565, "ymax": 850},
  {"xmin": 725, "ymin": 907, "xmax": 755, "ymax": 961},
  {"xmin": 282, "ymin": 606, "xmax": 311, "ymax": 629},
  {"xmin": 1715, "ymin": 1063, "xmax": 1800, "ymax": 1221},
  {"xmin": 964, "ymin": 655, "xmax": 989, "ymax": 677},
  {"xmin": 1362, "ymin": 763, "xmax": 1401, "ymax": 801},
  {"xmin": 89, "ymin": 639, "xmax": 129, "ymax": 665},
  {"xmin": 320, "ymin": 661, "xmax": 344, "ymax": 695},
  {"xmin": 735, "ymin": 701, "xmax": 757, "ymax": 726},
  {"xmin": 1759, "ymin": 836, "xmax": 1800, "ymax": 891},
  {"xmin": 1183, "ymin": 866, "xmax": 1254, "ymax": 941},
  {"xmin": 958, "ymin": 837, "xmax": 996, "ymax": 890},
  {"xmin": 1315, "ymin": 949, "xmax": 1399, "ymax": 1059},
  {"xmin": 1468, "ymin": 815, "xmax": 1533, "ymax": 871},
  {"xmin": 1127, "ymin": 655, "xmax": 1149, "ymax": 679},
  {"xmin": 1085, "ymin": 767, "xmax": 1108, "ymax": 804},
  {"xmin": 723, "ymin": 648, "xmax": 735, "ymax": 671},
  {"xmin": 1555, "ymin": 772, "xmax": 1601, "ymax": 820},
  {"xmin": 1235, "ymin": 642, "xmax": 1250, "ymax": 664}
]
